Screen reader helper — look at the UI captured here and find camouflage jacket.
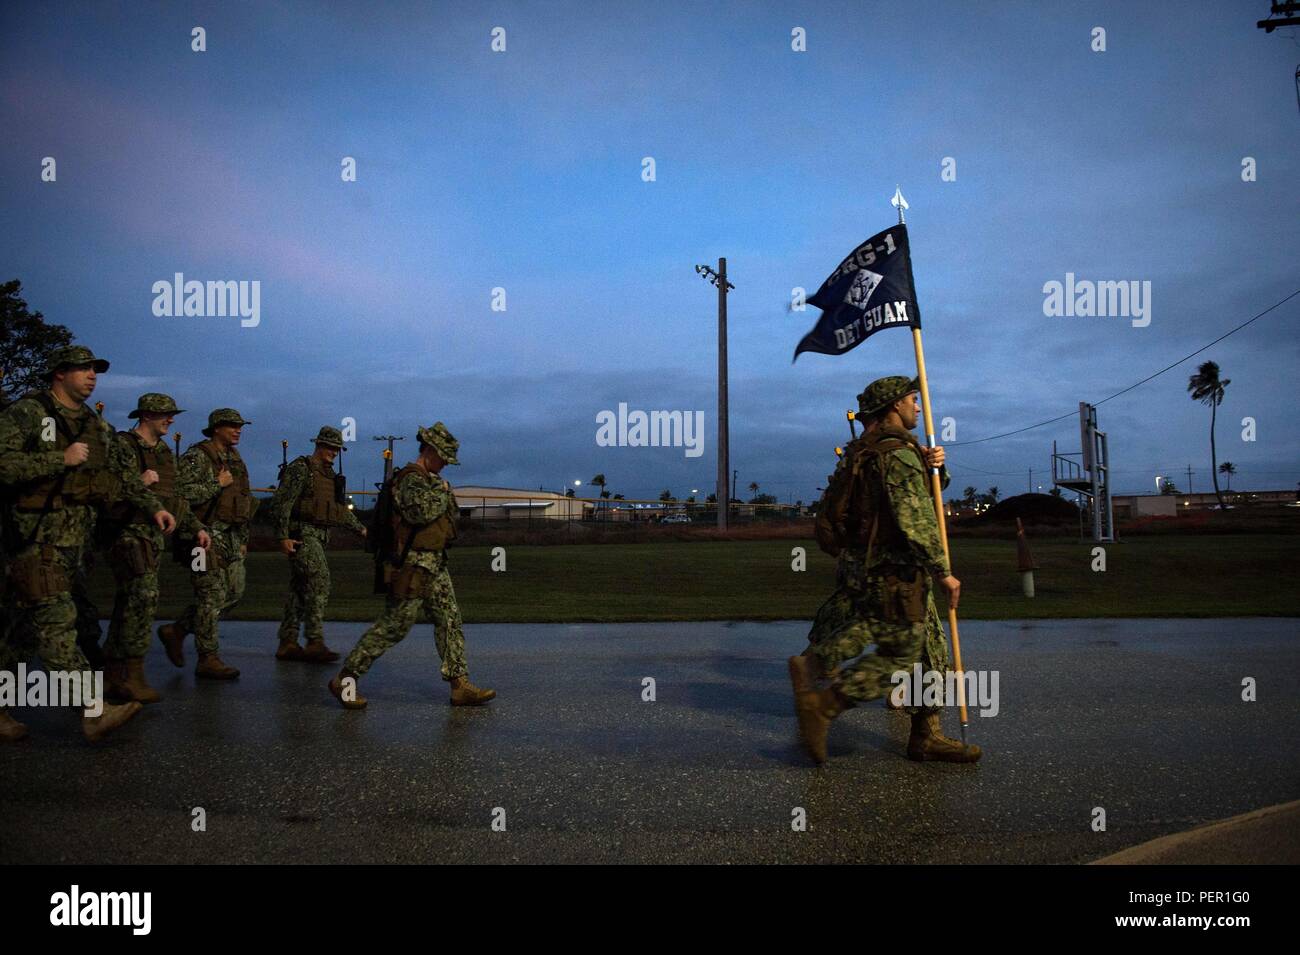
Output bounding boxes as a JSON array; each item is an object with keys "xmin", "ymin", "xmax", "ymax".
[
  {"xmin": 177, "ymin": 441, "xmax": 252, "ymax": 562},
  {"xmin": 270, "ymin": 455, "xmax": 363, "ymax": 541},
  {"xmin": 395, "ymin": 466, "xmax": 457, "ymax": 573},
  {"xmin": 108, "ymin": 431, "xmax": 204, "ymax": 549},
  {"xmin": 0, "ymin": 392, "xmax": 164, "ymax": 549},
  {"xmin": 844, "ymin": 424, "xmax": 951, "ymax": 579}
]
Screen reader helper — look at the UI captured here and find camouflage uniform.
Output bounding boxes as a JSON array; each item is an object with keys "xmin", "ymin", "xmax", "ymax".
[
  {"xmin": 270, "ymin": 427, "xmax": 364, "ymax": 650},
  {"xmin": 0, "ymin": 351, "xmax": 164, "ymax": 679},
  {"xmin": 335, "ymin": 422, "xmax": 492, "ymax": 708},
  {"xmin": 171, "ymin": 409, "xmax": 254, "ymax": 657},
  {"xmin": 343, "ymin": 456, "xmax": 466, "ymax": 680},
  {"xmin": 103, "ymin": 395, "xmax": 202, "ymax": 661},
  {"xmin": 805, "ymin": 425, "xmax": 951, "ymax": 707},
  {"xmin": 792, "ymin": 375, "xmax": 979, "ymax": 764}
]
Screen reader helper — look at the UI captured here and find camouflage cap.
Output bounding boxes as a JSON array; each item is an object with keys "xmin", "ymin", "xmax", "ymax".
[
  {"xmin": 128, "ymin": 392, "xmax": 184, "ymax": 419},
  {"xmin": 312, "ymin": 425, "xmax": 345, "ymax": 449},
  {"xmin": 857, "ymin": 375, "xmax": 919, "ymax": 418},
  {"xmin": 201, "ymin": 408, "xmax": 251, "ymax": 436},
  {"xmin": 44, "ymin": 345, "xmax": 109, "ymax": 378},
  {"xmin": 416, "ymin": 421, "xmax": 460, "ymax": 465}
]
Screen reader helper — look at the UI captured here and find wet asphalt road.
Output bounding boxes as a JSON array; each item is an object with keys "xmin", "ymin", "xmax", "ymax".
[{"xmin": 1, "ymin": 618, "xmax": 1297, "ymax": 864}]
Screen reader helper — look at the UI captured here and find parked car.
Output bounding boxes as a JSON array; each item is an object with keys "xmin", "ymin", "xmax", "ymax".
[{"xmin": 661, "ymin": 513, "xmax": 692, "ymax": 524}]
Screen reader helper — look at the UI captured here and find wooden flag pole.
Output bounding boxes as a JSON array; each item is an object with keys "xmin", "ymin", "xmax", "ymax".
[
  {"xmin": 911, "ymin": 328, "xmax": 970, "ymax": 738},
  {"xmin": 894, "ymin": 187, "xmax": 970, "ymax": 740}
]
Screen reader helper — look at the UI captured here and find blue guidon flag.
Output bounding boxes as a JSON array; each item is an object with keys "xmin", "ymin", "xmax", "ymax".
[{"xmin": 793, "ymin": 223, "xmax": 921, "ymax": 361}]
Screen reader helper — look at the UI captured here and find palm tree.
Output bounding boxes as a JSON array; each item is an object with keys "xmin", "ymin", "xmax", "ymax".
[
  {"xmin": 1188, "ymin": 361, "xmax": 1230, "ymax": 508},
  {"xmin": 590, "ymin": 473, "xmax": 608, "ymax": 519},
  {"xmin": 748, "ymin": 481, "xmax": 760, "ymax": 498},
  {"xmin": 986, "ymin": 486, "xmax": 1000, "ymax": 503},
  {"xmin": 962, "ymin": 486, "xmax": 978, "ymax": 507},
  {"xmin": 1218, "ymin": 461, "xmax": 1236, "ymax": 491}
]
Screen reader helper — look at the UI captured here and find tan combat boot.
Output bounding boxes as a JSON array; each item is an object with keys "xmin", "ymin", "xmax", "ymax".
[
  {"xmin": 789, "ymin": 655, "xmax": 853, "ymax": 764},
  {"xmin": 103, "ymin": 657, "xmax": 131, "ymax": 703},
  {"xmin": 907, "ymin": 711, "xmax": 982, "ymax": 763},
  {"xmin": 328, "ymin": 670, "xmax": 367, "ymax": 709},
  {"xmin": 786, "ymin": 653, "xmax": 825, "ymax": 693},
  {"xmin": 120, "ymin": 658, "xmax": 161, "ymax": 704},
  {"xmin": 0, "ymin": 708, "xmax": 28, "ymax": 742},
  {"xmin": 792, "ymin": 684, "xmax": 851, "ymax": 765},
  {"xmin": 275, "ymin": 641, "xmax": 306, "ymax": 661},
  {"xmin": 449, "ymin": 676, "xmax": 495, "ymax": 706},
  {"xmin": 195, "ymin": 653, "xmax": 240, "ymax": 680},
  {"xmin": 301, "ymin": 640, "xmax": 340, "ymax": 664},
  {"xmin": 157, "ymin": 623, "xmax": 187, "ymax": 667},
  {"xmin": 82, "ymin": 701, "xmax": 143, "ymax": 742}
]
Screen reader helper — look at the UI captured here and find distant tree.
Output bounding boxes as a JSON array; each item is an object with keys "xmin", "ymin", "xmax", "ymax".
[
  {"xmin": 962, "ymin": 486, "xmax": 978, "ymax": 507},
  {"xmin": 1, "ymin": 280, "xmax": 75, "ymax": 404},
  {"xmin": 705, "ymin": 493, "xmax": 717, "ymax": 504},
  {"xmin": 1188, "ymin": 360, "xmax": 1230, "ymax": 509},
  {"xmin": 1218, "ymin": 461, "xmax": 1236, "ymax": 491},
  {"xmin": 1160, "ymin": 480, "xmax": 1179, "ymax": 496},
  {"xmin": 751, "ymin": 493, "xmax": 777, "ymax": 505},
  {"xmin": 590, "ymin": 474, "xmax": 607, "ymax": 495},
  {"xmin": 1049, "ymin": 487, "xmax": 1063, "ymax": 499},
  {"xmin": 565, "ymin": 488, "xmax": 575, "ymax": 497},
  {"xmin": 659, "ymin": 489, "xmax": 673, "ymax": 502},
  {"xmin": 748, "ymin": 481, "xmax": 760, "ymax": 497},
  {"xmin": 986, "ymin": 486, "xmax": 1000, "ymax": 503},
  {"xmin": 612, "ymin": 493, "xmax": 624, "ymax": 500}
]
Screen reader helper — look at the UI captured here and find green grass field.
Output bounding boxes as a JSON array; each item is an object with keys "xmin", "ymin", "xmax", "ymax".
[{"xmin": 84, "ymin": 534, "xmax": 1299, "ymax": 623}]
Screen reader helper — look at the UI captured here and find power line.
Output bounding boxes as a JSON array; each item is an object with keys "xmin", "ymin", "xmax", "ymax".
[{"xmin": 949, "ymin": 287, "xmax": 1300, "ymax": 447}]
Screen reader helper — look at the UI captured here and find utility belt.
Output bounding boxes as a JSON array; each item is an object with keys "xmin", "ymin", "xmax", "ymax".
[
  {"xmin": 863, "ymin": 562, "xmax": 930, "ymax": 625},
  {"xmin": 109, "ymin": 535, "xmax": 159, "ymax": 582},
  {"xmin": 6, "ymin": 545, "xmax": 69, "ymax": 605},
  {"xmin": 169, "ymin": 533, "xmax": 234, "ymax": 571},
  {"xmin": 388, "ymin": 559, "xmax": 441, "ymax": 600}
]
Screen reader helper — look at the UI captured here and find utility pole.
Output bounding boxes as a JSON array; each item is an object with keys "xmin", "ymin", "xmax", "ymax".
[
  {"xmin": 1186, "ymin": 464, "xmax": 1194, "ymax": 495},
  {"xmin": 695, "ymin": 258, "xmax": 734, "ymax": 529},
  {"xmin": 373, "ymin": 435, "xmax": 405, "ymax": 486}
]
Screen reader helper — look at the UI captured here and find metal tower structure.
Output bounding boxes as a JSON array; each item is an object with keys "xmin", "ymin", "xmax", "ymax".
[{"xmin": 1051, "ymin": 402, "xmax": 1115, "ymax": 542}]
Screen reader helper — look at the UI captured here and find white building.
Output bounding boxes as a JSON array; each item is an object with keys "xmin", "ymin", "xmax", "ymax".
[{"xmin": 453, "ymin": 486, "xmax": 592, "ymax": 521}]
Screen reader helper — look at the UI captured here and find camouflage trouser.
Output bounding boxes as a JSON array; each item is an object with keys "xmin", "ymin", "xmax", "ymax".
[
  {"xmin": 805, "ymin": 567, "xmax": 949, "ymax": 713},
  {"xmin": 277, "ymin": 530, "xmax": 330, "ymax": 644},
  {"xmin": 2, "ymin": 545, "xmax": 94, "ymax": 674},
  {"xmin": 176, "ymin": 556, "xmax": 246, "ymax": 654},
  {"xmin": 343, "ymin": 555, "xmax": 467, "ymax": 681},
  {"xmin": 104, "ymin": 538, "xmax": 161, "ymax": 660}
]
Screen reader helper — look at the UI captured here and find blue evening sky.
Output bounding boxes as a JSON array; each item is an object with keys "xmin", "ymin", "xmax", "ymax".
[{"xmin": 2, "ymin": 1, "xmax": 1296, "ymax": 501}]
